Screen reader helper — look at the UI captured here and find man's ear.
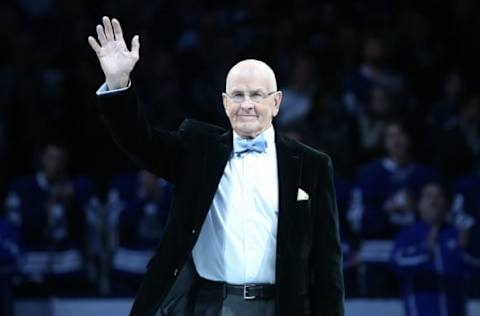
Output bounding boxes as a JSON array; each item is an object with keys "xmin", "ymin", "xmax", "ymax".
[
  {"xmin": 222, "ymin": 93, "xmax": 229, "ymax": 114},
  {"xmin": 272, "ymin": 91, "xmax": 283, "ymax": 117}
]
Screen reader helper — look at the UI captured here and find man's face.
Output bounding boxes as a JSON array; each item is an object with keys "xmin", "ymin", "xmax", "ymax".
[
  {"xmin": 384, "ymin": 124, "xmax": 409, "ymax": 158},
  {"xmin": 41, "ymin": 145, "xmax": 66, "ymax": 181},
  {"xmin": 418, "ymin": 184, "xmax": 448, "ymax": 225},
  {"xmin": 369, "ymin": 87, "xmax": 391, "ymax": 118},
  {"xmin": 223, "ymin": 63, "xmax": 282, "ymax": 138}
]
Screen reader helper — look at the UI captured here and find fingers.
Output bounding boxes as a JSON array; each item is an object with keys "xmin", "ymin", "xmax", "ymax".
[
  {"xmin": 131, "ymin": 35, "xmax": 140, "ymax": 59},
  {"xmin": 96, "ymin": 24, "xmax": 107, "ymax": 46},
  {"xmin": 112, "ymin": 18, "xmax": 124, "ymax": 41},
  {"xmin": 88, "ymin": 36, "xmax": 101, "ymax": 54},
  {"xmin": 102, "ymin": 16, "xmax": 114, "ymax": 41}
]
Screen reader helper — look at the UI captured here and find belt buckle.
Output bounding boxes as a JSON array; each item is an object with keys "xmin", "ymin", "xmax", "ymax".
[{"xmin": 243, "ymin": 284, "xmax": 256, "ymax": 300}]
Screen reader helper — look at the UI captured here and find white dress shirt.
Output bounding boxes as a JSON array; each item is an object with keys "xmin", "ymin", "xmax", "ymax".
[{"xmin": 192, "ymin": 126, "xmax": 279, "ymax": 284}]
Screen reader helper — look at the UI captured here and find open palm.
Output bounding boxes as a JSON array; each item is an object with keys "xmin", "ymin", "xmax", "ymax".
[{"xmin": 88, "ymin": 17, "xmax": 140, "ymax": 89}]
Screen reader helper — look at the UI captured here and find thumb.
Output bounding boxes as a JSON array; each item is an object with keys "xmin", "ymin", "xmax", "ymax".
[{"xmin": 131, "ymin": 35, "xmax": 140, "ymax": 60}]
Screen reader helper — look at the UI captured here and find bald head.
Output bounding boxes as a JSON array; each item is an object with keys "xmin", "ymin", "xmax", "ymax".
[
  {"xmin": 222, "ymin": 59, "xmax": 282, "ymax": 138},
  {"xmin": 225, "ymin": 59, "xmax": 277, "ymax": 93}
]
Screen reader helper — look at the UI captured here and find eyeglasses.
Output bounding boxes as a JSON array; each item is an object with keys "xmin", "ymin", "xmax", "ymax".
[{"xmin": 223, "ymin": 90, "xmax": 277, "ymax": 103}]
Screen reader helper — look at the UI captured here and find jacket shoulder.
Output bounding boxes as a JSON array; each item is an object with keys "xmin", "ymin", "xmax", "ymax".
[
  {"xmin": 178, "ymin": 119, "xmax": 227, "ymax": 139},
  {"xmin": 282, "ymin": 136, "xmax": 331, "ymax": 165}
]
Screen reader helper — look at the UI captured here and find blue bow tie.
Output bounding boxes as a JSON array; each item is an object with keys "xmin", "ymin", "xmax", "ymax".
[{"xmin": 233, "ymin": 134, "xmax": 267, "ymax": 156}]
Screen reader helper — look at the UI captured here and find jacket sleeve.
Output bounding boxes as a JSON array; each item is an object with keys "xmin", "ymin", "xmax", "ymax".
[
  {"xmin": 311, "ymin": 155, "xmax": 345, "ymax": 316},
  {"xmin": 97, "ymin": 85, "xmax": 186, "ymax": 183}
]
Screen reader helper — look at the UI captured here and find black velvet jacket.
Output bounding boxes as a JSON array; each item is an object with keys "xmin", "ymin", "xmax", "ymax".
[{"xmin": 97, "ymin": 86, "xmax": 344, "ymax": 316}]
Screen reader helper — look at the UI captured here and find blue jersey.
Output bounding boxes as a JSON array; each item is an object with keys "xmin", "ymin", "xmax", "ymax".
[
  {"xmin": 106, "ymin": 171, "xmax": 173, "ymax": 275},
  {"xmin": 4, "ymin": 172, "xmax": 99, "ymax": 276},
  {"xmin": 391, "ymin": 221, "xmax": 470, "ymax": 316},
  {"xmin": 106, "ymin": 172, "xmax": 172, "ymax": 248},
  {"xmin": 348, "ymin": 159, "xmax": 437, "ymax": 239}
]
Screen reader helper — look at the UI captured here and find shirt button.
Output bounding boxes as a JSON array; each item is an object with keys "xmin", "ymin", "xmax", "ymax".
[
  {"xmin": 191, "ymin": 229, "xmax": 196, "ymax": 234},
  {"xmin": 173, "ymin": 268, "xmax": 179, "ymax": 276}
]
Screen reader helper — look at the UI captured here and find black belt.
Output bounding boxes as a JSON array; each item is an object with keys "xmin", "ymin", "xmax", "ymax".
[{"xmin": 199, "ymin": 277, "xmax": 276, "ymax": 300}]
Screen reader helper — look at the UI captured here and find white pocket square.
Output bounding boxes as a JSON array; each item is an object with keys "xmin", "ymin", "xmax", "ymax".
[{"xmin": 297, "ymin": 188, "xmax": 309, "ymax": 201}]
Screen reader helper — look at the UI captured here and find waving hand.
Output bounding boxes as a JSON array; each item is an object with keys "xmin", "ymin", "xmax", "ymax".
[{"xmin": 88, "ymin": 17, "xmax": 140, "ymax": 90}]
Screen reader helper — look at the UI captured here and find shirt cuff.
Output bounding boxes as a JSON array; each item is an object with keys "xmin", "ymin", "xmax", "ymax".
[{"xmin": 96, "ymin": 81, "xmax": 131, "ymax": 96}]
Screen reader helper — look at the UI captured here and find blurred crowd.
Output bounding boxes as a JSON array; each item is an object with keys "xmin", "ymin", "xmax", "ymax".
[{"xmin": 1, "ymin": 0, "xmax": 480, "ymax": 315}]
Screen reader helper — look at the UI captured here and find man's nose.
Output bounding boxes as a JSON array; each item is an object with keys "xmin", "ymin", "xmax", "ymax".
[{"xmin": 240, "ymin": 99, "xmax": 255, "ymax": 110}]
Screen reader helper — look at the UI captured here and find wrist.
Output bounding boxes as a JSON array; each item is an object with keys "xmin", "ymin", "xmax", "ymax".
[{"xmin": 106, "ymin": 75, "xmax": 130, "ymax": 90}]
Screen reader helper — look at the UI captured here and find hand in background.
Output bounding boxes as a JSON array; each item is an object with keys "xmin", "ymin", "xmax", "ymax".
[
  {"xmin": 88, "ymin": 16, "xmax": 140, "ymax": 90},
  {"xmin": 385, "ymin": 189, "xmax": 415, "ymax": 214}
]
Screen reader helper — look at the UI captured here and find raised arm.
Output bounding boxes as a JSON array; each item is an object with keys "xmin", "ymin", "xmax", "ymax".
[
  {"xmin": 88, "ymin": 16, "xmax": 140, "ymax": 90},
  {"xmin": 88, "ymin": 17, "xmax": 185, "ymax": 183}
]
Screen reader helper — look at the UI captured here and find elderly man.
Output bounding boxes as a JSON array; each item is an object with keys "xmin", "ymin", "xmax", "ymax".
[{"xmin": 89, "ymin": 17, "xmax": 344, "ymax": 316}]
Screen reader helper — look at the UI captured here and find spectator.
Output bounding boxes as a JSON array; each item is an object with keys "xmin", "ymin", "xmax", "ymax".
[
  {"xmin": 427, "ymin": 71, "xmax": 465, "ymax": 132},
  {"xmin": 4, "ymin": 143, "xmax": 100, "ymax": 295},
  {"xmin": 275, "ymin": 54, "xmax": 317, "ymax": 127},
  {"xmin": 343, "ymin": 35, "xmax": 403, "ymax": 115},
  {"xmin": 346, "ymin": 121, "xmax": 437, "ymax": 297},
  {"xmin": 357, "ymin": 86, "xmax": 397, "ymax": 163},
  {"xmin": 105, "ymin": 170, "xmax": 172, "ymax": 294},
  {"xmin": 391, "ymin": 182, "xmax": 476, "ymax": 316},
  {"xmin": 347, "ymin": 121, "xmax": 437, "ymax": 239}
]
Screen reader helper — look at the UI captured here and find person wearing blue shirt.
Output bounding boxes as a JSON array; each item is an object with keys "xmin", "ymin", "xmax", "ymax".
[
  {"xmin": 391, "ymin": 182, "xmax": 478, "ymax": 316},
  {"xmin": 347, "ymin": 120, "xmax": 438, "ymax": 297},
  {"xmin": 4, "ymin": 143, "xmax": 100, "ymax": 295},
  {"xmin": 105, "ymin": 170, "xmax": 172, "ymax": 294},
  {"xmin": 348, "ymin": 121, "xmax": 437, "ymax": 239}
]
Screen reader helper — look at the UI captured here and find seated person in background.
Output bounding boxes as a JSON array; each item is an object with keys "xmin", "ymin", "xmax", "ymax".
[
  {"xmin": 4, "ymin": 143, "xmax": 100, "ymax": 295},
  {"xmin": 0, "ymin": 214, "xmax": 19, "ymax": 316},
  {"xmin": 348, "ymin": 120, "xmax": 437, "ymax": 239},
  {"xmin": 105, "ymin": 170, "xmax": 172, "ymax": 294},
  {"xmin": 391, "ymin": 182, "xmax": 479, "ymax": 316}
]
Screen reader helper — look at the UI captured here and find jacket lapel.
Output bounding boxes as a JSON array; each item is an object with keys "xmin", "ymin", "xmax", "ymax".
[
  {"xmin": 275, "ymin": 133, "xmax": 302, "ymax": 268},
  {"xmin": 195, "ymin": 130, "xmax": 232, "ymax": 227}
]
